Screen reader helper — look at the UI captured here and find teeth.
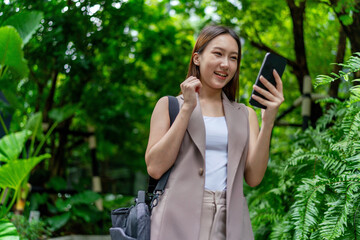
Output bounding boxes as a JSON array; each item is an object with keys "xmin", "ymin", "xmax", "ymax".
[{"xmin": 215, "ymin": 72, "xmax": 227, "ymax": 77}]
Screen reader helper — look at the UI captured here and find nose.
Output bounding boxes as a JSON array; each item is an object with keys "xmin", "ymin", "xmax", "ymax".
[{"xmin": 220, "ymin": 57, "xmax": 229, "ymax": 70}]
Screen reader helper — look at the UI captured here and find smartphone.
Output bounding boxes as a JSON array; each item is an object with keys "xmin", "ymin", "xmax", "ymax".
[{"xmin": 249, "ymin": 52, "xmax": 287, "ymax": 109}]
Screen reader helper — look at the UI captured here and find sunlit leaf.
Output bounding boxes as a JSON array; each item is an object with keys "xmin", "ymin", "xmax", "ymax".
[
  {"xmin": 0, "ymin": 26, "xmax": 28, "ymax": 79},
  {"xmin": 0, "ymin": 154, "xmax": 50, "ymax": 189},
  {"xmin": 3, "ymin": 11, "xmax": 43, "ymax": 46},
  {"xmin": 0, "ymin": 130, "xmax": 31, "ymax": 161}
]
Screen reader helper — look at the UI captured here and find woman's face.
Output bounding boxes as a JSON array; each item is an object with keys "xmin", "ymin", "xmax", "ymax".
[{"xmin": 194, "ymin": 34, "xmax": 239, "ymax": 91}]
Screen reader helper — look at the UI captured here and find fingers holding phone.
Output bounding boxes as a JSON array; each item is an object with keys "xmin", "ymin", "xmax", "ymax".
[
  {"xmin": 252, "ymin": 70, "xmax": 285, "ymax": 126},
  {"xmin": 252, "ymin": 70, "xmax": 284, "ymax": 107},
  {"xmin": 249, "ymin": 52, "xmax": 286, "ymax": 109}
]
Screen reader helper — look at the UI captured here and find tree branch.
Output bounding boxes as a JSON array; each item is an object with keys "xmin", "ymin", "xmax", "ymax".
[{"xmin": 249, "ymin": 40, "xmax": 298, "ymax": 69}]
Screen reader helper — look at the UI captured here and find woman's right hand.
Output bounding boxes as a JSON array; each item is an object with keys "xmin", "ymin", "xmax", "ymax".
[{"xmin": 180, "ymin": 76, "xmax": 202, "ymax": 111}]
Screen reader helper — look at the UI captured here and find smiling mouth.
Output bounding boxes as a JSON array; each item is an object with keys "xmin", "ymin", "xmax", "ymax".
[{"xmin": 215, "ymin": 71, "xmax": 228, "ymax": 77}]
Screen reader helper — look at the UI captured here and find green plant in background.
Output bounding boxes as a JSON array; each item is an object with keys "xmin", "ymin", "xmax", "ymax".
[
  {"xmin": 9, "ymin": 213, "xmax": 51, "ymax": 240},
  {"xmin": 28, "ymin": 176, "xmax": 134, "ymax": 236},
  {"xmin": 246, "ymin": 53, "xmax": 360, "ymax": 240},
  {"xmin": 0, "ymin": 11, "xmax": 48, "ymax": 240},
  {"xmin": 0, "ymin": 115, "xmax": 55, "ymax": 239}
]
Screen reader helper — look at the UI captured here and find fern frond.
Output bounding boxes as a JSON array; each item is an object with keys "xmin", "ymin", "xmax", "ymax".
[
  {"xmin": 320, "ymin": 179, "xmax": 360, "ymax": 240},
  {"xmin": 340, "ymin": 108, "xmax": 360, "ymax": 138},
  {"xmin": 289, "ymin": 148, "xmax": 350, "ymax": 175},
  {"xmin": 269, "ymin": 218, "xmax": 294, "ymax": 240},
  {"xmin": 353, "ymin": 141, "xmax": 360, "ymax": 157},
  {"xmin": 354, "ymin": 200, "xmax": 360, "ymax": 239},
  {"xmin": 346, "ymin": 109, "xmax": 360, "ymax": 140},
  {"xmin": 292, "ymin": 177, "xmax": 326, "ymax": 239},
  {"xmin": 319, "ymin": 192, "xmax": 349, "ymax": 239},
  {"xmin": 251, "ymin": 208, "xmax": 283, "ymax": 224},
  {"xmin": 315, "ymin": 52, "xmax": 360, "ymax": 89},
  {"xmin": 309, "ymin": 228, "xmax": 321, "ymax": 239},
  {"xmin": 339, "ymin": 54, "xmax": 360, "ymax": 72},
  {"xmin": 343, "ymin": 154, "xmax": 360, "ymax": 172},
  {"xmin": 316, "ymin": 97, "xmax": 342, "ymax": 105}
]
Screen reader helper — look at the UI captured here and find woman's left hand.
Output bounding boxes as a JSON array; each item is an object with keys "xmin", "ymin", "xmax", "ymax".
[{"xmin": 251, "ymin": 69, "xmax": 284, "ymax": 128}]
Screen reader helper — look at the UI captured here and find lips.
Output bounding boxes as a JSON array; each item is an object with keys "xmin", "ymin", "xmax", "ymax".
[{"xmin": 214, "ymin": 71, "xmax": 228, "ymax": 77}]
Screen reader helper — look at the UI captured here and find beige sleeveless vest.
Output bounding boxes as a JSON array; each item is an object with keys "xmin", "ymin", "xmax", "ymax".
[{"xmin": 151, "ymin": 92, "xmax": 254, "ymax": 240}]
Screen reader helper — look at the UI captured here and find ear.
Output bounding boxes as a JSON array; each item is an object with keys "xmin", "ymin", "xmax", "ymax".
[{"xmin": 193, "ymin": 52, "xmax": 200, "ymax": 66}]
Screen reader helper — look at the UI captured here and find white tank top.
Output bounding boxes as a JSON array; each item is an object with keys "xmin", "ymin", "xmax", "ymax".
[{"xmin": 203, "ymin": 116, "xmax": 228, "ymax": 191}]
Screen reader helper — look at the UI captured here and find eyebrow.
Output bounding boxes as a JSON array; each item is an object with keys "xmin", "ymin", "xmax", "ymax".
[{"xmin": 212, "ymin": 47, "xmax": 238, "ymax": 55}]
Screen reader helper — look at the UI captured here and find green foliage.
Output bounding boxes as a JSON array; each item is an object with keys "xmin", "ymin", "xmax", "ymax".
[
  {"xmin": 0, "ymin": 26, "xmax": 28, "ymax": 80},
  {"xmin": 246, "ymin": 53, "xmax": 360, "ymax": 239},
  {"xmin": 1, "ymin": 0, "xmax": 358, "ymax": 236},
  {"xmin": 315, "ymin": 52, "xmax": 360, "ymax": 88},
  {"xmin": 28, "ymin": 189, "xmax": 134, "ymax": 236},
  {"xmin": 44, "ymin": 190, "xmax": 102, "ymax": 232},
  {"xmin": 10, "ymin": 214, "xmax": 51, "ymax": 240},
  {"xmin": 0, "ymin": 218, "xmax": 19, "ymax": 240},
  {"xmin": 3, "ymin": 11, "xmax": 44, "ymax": 46},
  {"xmin": 0, "ymin": 127, "xmax": 51, "ymax": 219}
]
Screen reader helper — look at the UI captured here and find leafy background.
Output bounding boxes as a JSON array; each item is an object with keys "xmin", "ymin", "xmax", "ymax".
[{"xmin": 0, "ymin": 0, "xmax": 359, "ymax": 239}]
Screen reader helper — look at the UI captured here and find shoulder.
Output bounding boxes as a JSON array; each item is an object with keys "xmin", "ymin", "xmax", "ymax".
[
  {"xmin": 151, "ymin": 96, "xmax": 169, "ymax": 117},
  {"xmin": 230, "ymin": 102, "xmax": 250, "ymax": 116},
  {"xmin": 246, "ymin": 106, "xmax": 259, "ymax": 130},
  {"xmin": 246, "ymin": 106, "xmax": 257, "ymax": 118}
]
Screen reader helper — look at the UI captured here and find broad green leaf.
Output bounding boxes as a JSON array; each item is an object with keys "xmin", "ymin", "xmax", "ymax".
[
  {"xmin": 0, "ymin": 154, "xmax": 50, "ymax": 189},
  {"xmin": 25, "ymin": 112, "xmax": 44, "ymax": 141},
  {"xmin": 0, "ymin": 130, "xmax": 31, "ymax": 161},
  {"xmin": 0, "ymin": 26, "xmax": 28, "ymax": 79},
  {"xmin": 0, "ymin": 219, "xmax": 19, "ymax": 240},
  {"xmin": 46, "ymin": 212, "xmax": 71, "ymax": 231},
  {"xmin": 3, "ymin": 11, "xmax": 43, "ymax": 46}
]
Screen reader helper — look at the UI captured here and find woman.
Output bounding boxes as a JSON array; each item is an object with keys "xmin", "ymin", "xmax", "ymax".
[{"xmin": 145, "ymin": 25, "xmax": 284, "ymax": 240}]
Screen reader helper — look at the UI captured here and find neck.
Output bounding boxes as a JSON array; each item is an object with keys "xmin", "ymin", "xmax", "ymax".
[{"xmin": 198, "ymin": 87, "xmax": 222, "ymax": 102}]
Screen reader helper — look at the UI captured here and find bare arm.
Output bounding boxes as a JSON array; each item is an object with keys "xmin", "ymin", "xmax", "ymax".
[
  {"xmin": 244, "ymin": 70, "xmax": 284, "ymax": 187},
  {"xmin": 145, "ymin": 77, "xmax": 202, "ymax": 179}
]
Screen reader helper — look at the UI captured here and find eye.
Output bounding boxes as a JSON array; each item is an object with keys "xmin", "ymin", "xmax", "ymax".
[
  {"xmin": 231, "ymin": 56, "xmax": 238, "ymax": 60},
  {"xmin": 214, "ymin": 52, "xmax": 222, "ymax": 56}
]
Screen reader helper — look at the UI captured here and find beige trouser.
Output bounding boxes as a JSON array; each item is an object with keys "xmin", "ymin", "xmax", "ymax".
[{"xmin": 198, "ymin": 190, "xmax": 226, "ymax": 240}]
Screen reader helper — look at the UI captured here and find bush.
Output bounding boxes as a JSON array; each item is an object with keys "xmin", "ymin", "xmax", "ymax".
[{"xmin": 248, "ymin": 53, "xmax": 360, "ymax": 240}]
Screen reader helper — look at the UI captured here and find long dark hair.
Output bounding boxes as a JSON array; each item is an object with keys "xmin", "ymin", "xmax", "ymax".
[{"xmin": 186, "ymin": 25, "xmax": 241, "ymax": 102}]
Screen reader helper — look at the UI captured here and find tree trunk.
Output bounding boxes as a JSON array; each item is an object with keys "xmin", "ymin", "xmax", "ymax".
[
  {"xmin": 43, "ymin": 69, "xmax": 59, "ymax": 122},
  {"xmin": 49, "ymin": 118, "xmax": 72, "ymax": 178},
  {"xmin": 286, "ymin": 0, "xmax": 309, "ymax": 93}
]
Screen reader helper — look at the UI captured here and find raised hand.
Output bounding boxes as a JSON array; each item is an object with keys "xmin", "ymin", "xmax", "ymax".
[
  {"xmin": 180, "ymin": 76, "xmax": 202, "ymax": 111},
  {"xmin": 251, "ymin": 69, "xmax": 284, "ymax": 127}
]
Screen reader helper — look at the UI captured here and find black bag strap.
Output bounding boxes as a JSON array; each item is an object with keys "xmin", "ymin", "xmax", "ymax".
[{"xmin": 147, "ymin": 96, "xmax": 179, "ymax": 198}]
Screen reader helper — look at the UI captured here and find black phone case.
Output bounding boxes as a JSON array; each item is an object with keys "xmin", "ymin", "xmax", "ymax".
[{"xmin": 249, "ymin": 52, "xmax": 287, "ymax": 109}]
